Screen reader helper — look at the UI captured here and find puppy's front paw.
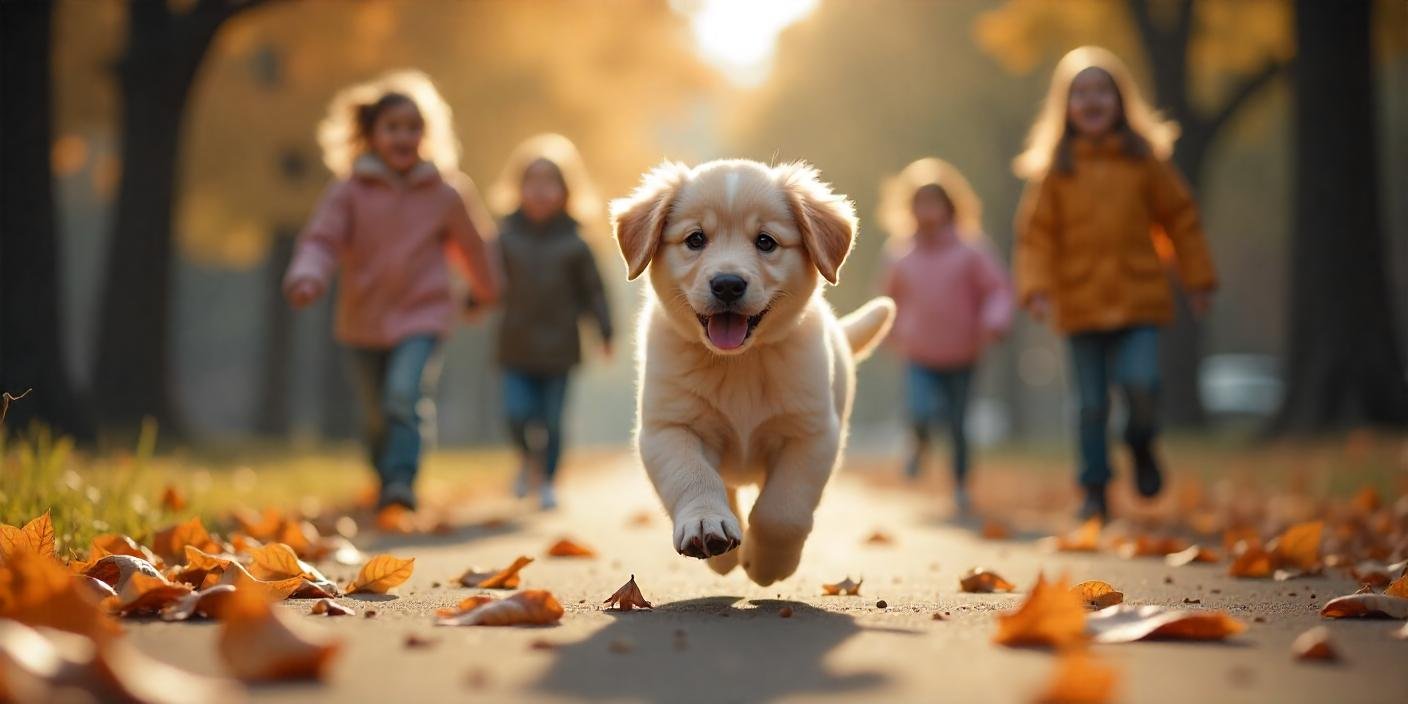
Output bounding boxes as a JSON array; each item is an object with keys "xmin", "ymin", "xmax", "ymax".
[{"xmin": 673, "ymin": 508, "xmax": 742, "ymax": 559}]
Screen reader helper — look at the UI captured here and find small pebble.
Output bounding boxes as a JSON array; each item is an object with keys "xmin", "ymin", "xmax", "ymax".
[
  {"xmin": 779, "ymin": 607, "xmax": 793, "ymax": 618},
  {"xmin": 404, "ymin": 633, "xmax": 437, "ymax": 649},
  {"xmin": 876, "ymin": 600, "xmax": 888, "ymax": 609},
  {"xmin": 1253, "ymin": 616, "xmax": 1267, "ymax": 623},
  {"xmin": 1164, "ymin": 576, "xmax": 1174, "ymax": 584},
  {"xmin": 431, "ymin": 581, "xmax": 442, "ymax": 588},
  {"xmin": 1210, "ymin": 588, "xmax": 1222, "ymax": 594},
  {"xmin": 1184, "ymin": 598, "xmax": 1201, "ymax": 604},
  {"xmin": 363, "ymin": 609, "xmax": 378, "ymax": 618},
  {"xmin": 932, "ymin": 612, "xmax": 946, "ymax": 621}
]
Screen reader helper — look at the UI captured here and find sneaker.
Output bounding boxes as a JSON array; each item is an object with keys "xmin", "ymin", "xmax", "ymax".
[
  {"xmin": 378, "ymin": 482, "xmax": 417, "ymax": 512},
  {"xmin": 1131, "ymin": 444, "xmax": 1163, "ymax": 498},
  {"xmin": 513, "ymin": 459, "xmax": 532, "ymax": 499},
  {"xmin": 1078, "ymin": 484, "xmax": 1108, "ymax": 522},
  {"xmin": 539, "ymin": 484, "xmax": 558, "ymax": 511}
]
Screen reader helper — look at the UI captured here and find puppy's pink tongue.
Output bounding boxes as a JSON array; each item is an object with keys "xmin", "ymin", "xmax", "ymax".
[{"xmin": 706, "ymin": 313, "xmax": 748, "ymax": 350}]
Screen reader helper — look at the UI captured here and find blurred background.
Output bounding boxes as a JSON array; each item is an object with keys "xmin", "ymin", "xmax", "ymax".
[{"xmin": 2, "ymin": 0, "xmax": 1406, "ymax": 452}]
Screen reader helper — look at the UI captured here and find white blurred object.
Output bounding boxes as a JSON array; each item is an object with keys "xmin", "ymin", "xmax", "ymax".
[{"xmin": 1199, "ymin": 354, "xmax": 1283, "ymax": 417}]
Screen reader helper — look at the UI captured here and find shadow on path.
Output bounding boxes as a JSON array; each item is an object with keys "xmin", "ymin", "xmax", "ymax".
[{"xmin": 532, "ymin": 596, "xmax": 888, "ymax": 703}]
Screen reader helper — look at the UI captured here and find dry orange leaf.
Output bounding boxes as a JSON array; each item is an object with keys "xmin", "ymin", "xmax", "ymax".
[
  {"xmin": 435, "ymin": 589, "xmax": 564, "ymax": 626},
  {"xmin": 1228, "ymin": 543, "xmax": 1275, "ymax": 578},
  {"xmin": 1269, "ymin": 520, "xmax": 1323, "ymax": 573},
  {"xmin": 1048, "ymin": 517, "xmax": 1102, "ymax": 553},
  {"xmin": 83, "ymin": 554, "xmax": 164, "ymax": 592},
  {"xmin": 603, "ymin": 575, "xmax": 652, "ymax": 610},
  {"xmin": 0, "ymin": 510, "xmax": 56, "ymax": 561},
  {"xmin": 345, "ymin": 554, "xmax": 415, "ymax": 595},
  {"xmin": 1350, "ymin": 486, "xmax": 1381, "ymax": 514},
  {"xmin": 150, "ymin": 517, "xmax": 222, "ymax": 565},
  {"xmin": 981, "ymin": 520, "xmax": 1012, "ymax": 540},
  {"xmin": 1072, "ymin": 581, "xmax": 1124, "ymax": 609},
  {"xmin": 116, "ymin": 571, "xmax": 192, "ymax": 616},
  {"xmin": 1114, "ymin": 535, "xmax": 1189, "ymax": 559},
  {"xmin": 1033, "ymin": 649, "xmax": 1119, "ymax": 704},
  {"xmin": 435, "ymin": 595, "xmax": 495, "ymax": 618},
  {"xmin": 217, "ymin": 581, "xmax": 341, "ymax": 681},
  {"xmin": 546, "ymin": 537, "xmax": 597, "ymax": 558},
  {"xmin": 0, "ymin": 551, "xmax": 122, "ymax": 642},
  {"xmin": 248, "ymin": 542, "xmax": 339, "ymax": 597},
  {"xmin": 1319, "ymin": 593, "xmax": 1408, "ymax": 619},
  {"xmin": 1385, "ymin": 573, "xmax": 1408, "ymax": 599},
  {"xmin": 1165, "ymin": 545, "xmax": 1220, "ymax": 567},
  {"xmin": 821, "ymin": 577, "xmax": 863, "ymax": 596},
  {"xmin": 960, "ymin": 567, "xmax": 1016, "ymax": 594},
  {"xmin": 1291, "ymin": 626, "xmax": 1338, "ymax": 662},
  {"xmin": 993, "ymin": 573, "xmax": 1087, "ymax": 649},
  {"xmin": 310, "ymin": 598, "xmax": 354, "ymax": 617},
  {"xmin": 161, "ymin": 585, "xmax": 237, "ymax": 622},
  {"xmin": 86, "ymin": 533, "xmax": 161, "ymax": 567},
  {"xmin": 1086, "ymin": 605, "xmax": 1246, "ymax": 642},
  {"xmin": 863, "ymin": 530, "xmax": 895, "ymax": 546},
  {"xmin": 460, "ymin": 555, "xmax": 533, "ymax": 590},
  {"xmin": 160, "ymin": 484, "xmax": 187, "ymax": 512},
  {"xmin": 232, "ymin": 507, "xmax": 284, "ymax": 542},
  {"xmin": 0, "ymin": 619, "xmax": 239, "ymax": 704}
]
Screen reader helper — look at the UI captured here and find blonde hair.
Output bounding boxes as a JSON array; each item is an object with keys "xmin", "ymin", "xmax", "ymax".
[
  {"xmin": 488, "ymin": 133, "xmax": 603, "ymax": 232},
  {"xmin": 1013, "ymin": 46, "xmax": 1179, "ymax": 180},
  {"xmin": 316, "ymin": 69, "xmax": 460, "ymax": 178},
  {"xmin": 878, "ymin": 157, "xmax": 984, "ymax": 251}
]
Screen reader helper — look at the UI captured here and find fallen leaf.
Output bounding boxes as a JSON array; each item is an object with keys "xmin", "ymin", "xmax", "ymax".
[
  {"xmin": 960, "ymin": 567, "xmax": 1015, "ymax": 594},
  {"xmin": 822, "ymin": 577, "xmax": 863, "ymax": 596},
  {"xmin": 1165, "ymin": 545, "xmax": 1221, "ymax": 567},
  {"xmin": 1222, "ymin": 526, "xmax": 1261, "ymax": 553},
  {"xmin": 981, "ymin": 520, "xmax": 1012, "ymax": 540},
  {"xmin": 1350, "ymin": 486, "xmax": 1381, "ymax": 514},
  {"xmin": 217, "ymin": 582, "xmax": 341, "ymax": 681},
  {"xmin": 0, "ymin": 551, "xmax": 122, "ymax": 641},
  {"xmin": 1386, "ymin": 573, "xmax": 1408, "ymax": 599},
  {"xmin": 1319, "ymin": 593, "xmax": 1408, "ymax": 619},
  {"xmin": 1047, "ymin": 517, "xmax": 1102, "ymax": 553},
  {"xmin": 85, "ymin": 534, "xmax": 161, "ymax": 568},
  {"xmin": 0, "ymin": 620, "xmax": 240, "ymax": 704},
  {"xmin": 863, "ymin": 530, "xmax": 895, "ymax": 546},
  {"xmin": 309, "ymin": 598, "xmax": 354, "ymax": 616},
  {"xmin": 0, "ymin": 511, "xmax": 56, "ymax": 561},
  {"xmin": 345, "ymin": 554, "xmax": 415, "ymax": 595},
  {"xmin": 161, "ymin": 585, "xmax": 237, "ymax": 621},
  {"xmin": 275, "ymin": 519, "xmax": 322, "ymax": 560},
  {"xmin": 1291, "ymin": 626, "xmax": 1338, "ymax": 662},
  {"xmin": 375, "ymin": 505, "xmax": 415, "ymax": 534},
  {"xmin": 1086, "ymin": 605, "xmax": 1246, "ymax": 642},
  {"xmin": 83, "ymin": 554, "xmax": 164, "ymax": 591},
  {"xmin": 603, "ymin": 575, "xmax": 652, "ymax": 610},
  {"xmin": 1115, "ymin": 535, "xmax": 1189, "ymax": 559},
  {"xmin": 1228, "ymin": 543, "xmax": 1275, "ymax": 578},
  {"xmin": 1033, "ymin": 649, "xmax": 1119, "ymax": 704},
  {"xmin": 625, "ymin": 511, "xmax": 654, "ymax": 527},
  {"xmin": 248, "ymin": 542, "xmax": 339, "ymax": 597},
  {"xmin": 150, "ymin": 517, "xmax": 222, "ymax": 565},
  {"xmin": 74, "ymin": 575, "xmax": 118, "ymax": 602},
  {"xmin": 1072, "ymin": 581, "xmax": 1124, "ymax": 609},
  {"xmin": 1269, "ymin": 520, "xmax": 1323, "ymax": 573},
  {"xmin": 115, "ymin": 571, "xmax": 192, "ymax": 616},
  {"xmin": 994, "ymin": 573, "xmax": 1087, "ymax": 649},
  {"xmin": 546, "ymin": 537, "xmax": 597, "ymax": 558},
  {"xmin": 435, "ymin": 589, "xmax": 564, "ymax": 626},
  {"xmin": 460, "ymin": 555, "xmax": 533, "ymax": 590},
  {"xmin": 435, "ymin": 595, "xmax": 495, "ymax": 618},
  {"xmin": 1348, "ymin": 561, "xmax": 1395, "ymax": 588},
  {"xmin": 160, "ymin": 485, "xmax": 187, "ymax": 512},
  {"xmin": 214, "ymin": 561, "xmax": 309, "ymax": 602}
]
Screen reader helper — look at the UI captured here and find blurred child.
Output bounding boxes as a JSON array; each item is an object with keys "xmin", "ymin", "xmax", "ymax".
[
  {"xmin": 880, "ymin": 158, "xmax": 1013, "ymax": 514},
  {"xmin": 284, "ymin": 70, "xmax": 498, "ymax": 512},
  {"xmin": 488, "ymin": 134, "xmax": 613, "ymax": 510},
  {"xmin": 1013, "ymin": 47, "xmax": 1217, "ymax": 520}
]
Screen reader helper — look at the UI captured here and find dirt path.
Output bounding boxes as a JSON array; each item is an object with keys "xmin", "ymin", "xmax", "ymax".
[{"xmin": 126, "ymin": 452, "xmax": 1407, "ymax": 703}]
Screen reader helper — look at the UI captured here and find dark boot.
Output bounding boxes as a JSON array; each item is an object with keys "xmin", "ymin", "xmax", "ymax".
[{"xmin": 1078, "ymin": 483, "xmax": 1109, "ymax": 522}]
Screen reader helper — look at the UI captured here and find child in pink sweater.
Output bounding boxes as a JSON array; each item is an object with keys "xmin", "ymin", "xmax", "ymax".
[
  {"xmin": 284, "ymin": 70, "xmax": 498, "ymax": 512},
  {"xmin": 880, "ymin": 158, "xmax": 1013, "ymax": 514}
]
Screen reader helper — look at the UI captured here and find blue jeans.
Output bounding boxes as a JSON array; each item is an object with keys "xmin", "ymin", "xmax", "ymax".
[
  {"xmin": 349, "ymin": 334, "xmax": 443, "ymax": 502},
  {"xmin": 906, "ymin": 363, "xmax": 973, "ymax": 484},
  {"xmin": 502, "ymin": 370, "xmax": 570, "ymax": 482},
  {"xmin": 1067, "ymin": 326, "xmax": 1160, "ymax": 487}
]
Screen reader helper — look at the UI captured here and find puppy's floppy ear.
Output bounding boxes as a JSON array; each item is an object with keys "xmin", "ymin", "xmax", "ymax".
[
  {"xmin": 609, "ymin": 161, "xmax": 692, "ymax": 281},
  {"xmin": 775, "ymin": 161, "xmax": 856, "ymax": 284}
]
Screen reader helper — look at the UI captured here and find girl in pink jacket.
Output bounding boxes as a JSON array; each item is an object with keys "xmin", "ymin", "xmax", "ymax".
[
  {"xmin": 880, "ymin": 158, "xmax": 1013, "ymax": 514},
  {"xmin": 284, "ymin": 70, "xmax": 497, "ymax": 513}
]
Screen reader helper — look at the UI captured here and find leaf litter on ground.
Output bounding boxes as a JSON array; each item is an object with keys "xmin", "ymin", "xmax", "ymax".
[
  {"xmin": 603, "ymin": 575, "xmax": 652, "ymax": 610},
  {"xmin": 960, "ymin": 567, "xmax": 1015, "ymax": 594},
  {"xmin": 993, "ymin": 573, "xmax": 1087, "ymax": 649},
  {"xmin": 435, "ymin": 590, "xmax": 565, "ymax": 627},
  {"xmin": 460, "ymin": 555, "xmax": 533, "ymax": 589}
]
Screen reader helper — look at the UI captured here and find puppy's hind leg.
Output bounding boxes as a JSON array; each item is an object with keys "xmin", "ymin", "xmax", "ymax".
[
  {"xmin": 706, "ymin": 488, "xmax": 742, "ymax": 575},
  {"xmin": 741, "ymin": 435, "xmax": 838, "ymax": 586}
]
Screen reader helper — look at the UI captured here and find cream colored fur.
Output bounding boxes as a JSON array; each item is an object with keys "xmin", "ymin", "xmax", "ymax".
[{"xmin": 611, "ymin": 159, "xmax": 895, "ymax": 586}]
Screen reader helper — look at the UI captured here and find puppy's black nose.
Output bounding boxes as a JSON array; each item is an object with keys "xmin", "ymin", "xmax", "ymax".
[{"xmin": 710, "ymin": 274, "xmax": 748, "ymax": 304}]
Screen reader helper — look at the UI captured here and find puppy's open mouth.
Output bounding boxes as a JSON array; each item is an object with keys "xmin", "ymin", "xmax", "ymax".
[{"xmin": 696, "ymin": 309, "xmax": 768, "ymax": 351}]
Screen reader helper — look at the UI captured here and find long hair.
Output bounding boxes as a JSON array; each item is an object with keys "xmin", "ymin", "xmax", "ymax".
[
  {"xmin": 316, "ymin": 69, "xmax": 460, "ymax": 178},
  {"xmin": 1012, "ymin": 46, "xmax": 1178, "ymax": 180},
  {"xmin": 877, "ymin": 157, "xmax": 984, "ymax": 252},
  {"xmin": 489, "ymin": 133, "xmax": 603, "ymax": 235}
]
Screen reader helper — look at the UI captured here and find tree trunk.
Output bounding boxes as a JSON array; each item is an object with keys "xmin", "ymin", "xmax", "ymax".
[
  {"xmin": 255, "ymin": 233, "xmax": 296, "ymax": 435},
  {"xmin": 91, "ymin": 1, "xmax": 261, "ymax": 433},
  {"xmin": 0, "ymin": 2, "xmax": 91, "ymax": 436},
  {"xmin": 1274, "ymin": 0, "xmax": 1408, "ymax": 431}
]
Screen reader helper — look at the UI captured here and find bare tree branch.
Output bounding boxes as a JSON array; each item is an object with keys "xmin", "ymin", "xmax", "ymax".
[{"xmin": 1207, "ymin": 58, "xmax": 1290, "ymax": 138}]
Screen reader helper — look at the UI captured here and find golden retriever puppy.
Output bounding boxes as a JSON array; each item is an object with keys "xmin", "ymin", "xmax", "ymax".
[{"xmin": 610, "ymin": 159, "xmax": 895, "ymax": 585}]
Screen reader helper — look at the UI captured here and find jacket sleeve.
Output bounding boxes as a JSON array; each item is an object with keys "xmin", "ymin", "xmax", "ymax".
[
  {"xmin": 1014, "ymin": 176, "xmax": 1058, "ymax": 304},
  {"xmin": 283, "ymin": 181, "xmax": 352, "ymax": 294},
  {"xmin": 973, "ymin": 243, "xmax": 1015, "ymax": 337},
  {"xmin": 574, "ymin": 242, "xmax": 614, "ymax": 343},
  {"xmin": 1149, "ymin": 158, "xmax": 1217, "ymax": 291},
  {"xmin": 444, "ymin": 175, "xmax": 501, "ymax": 305}
]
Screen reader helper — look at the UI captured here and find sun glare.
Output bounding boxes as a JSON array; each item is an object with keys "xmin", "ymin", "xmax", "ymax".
[{"xmin": 674, "ymin": 0, "xmax": 819, "ymax": 86}]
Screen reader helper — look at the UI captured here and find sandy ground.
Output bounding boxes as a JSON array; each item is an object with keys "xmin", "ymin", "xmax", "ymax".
[{"xmin": 125, "ymin": 452, "xmax": 1408, "ymax": 704}]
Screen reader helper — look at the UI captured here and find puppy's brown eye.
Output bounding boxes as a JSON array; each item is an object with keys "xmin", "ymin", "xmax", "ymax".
[
  {"xmin": 685, "ymin": 230, "xmax": 707, "ymax": 250},
  {"xmin": 755, "ymin": 233, "xmax": 777, "ymax": 253}
]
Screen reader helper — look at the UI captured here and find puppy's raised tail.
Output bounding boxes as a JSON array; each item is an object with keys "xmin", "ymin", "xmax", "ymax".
[{"xmin": 840, "ymin": 296, "xmax": 896, "ymax": 361}]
